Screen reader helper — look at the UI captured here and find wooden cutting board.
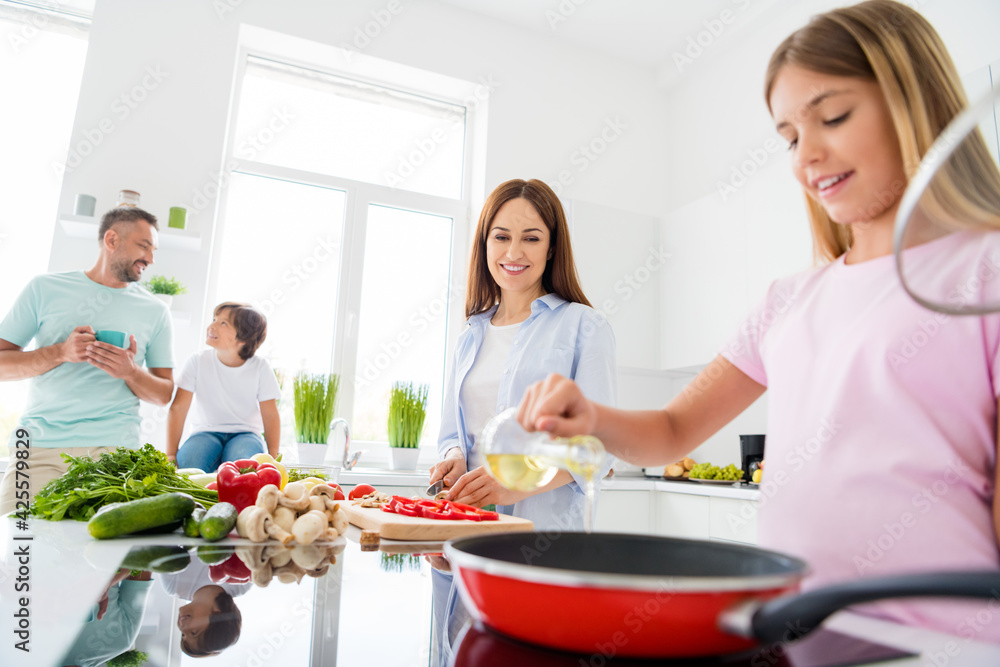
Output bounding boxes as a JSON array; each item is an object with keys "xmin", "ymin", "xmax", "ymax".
[{"xmin": 343, "ymin": 504, "xmax": 534, "ymax": 540}]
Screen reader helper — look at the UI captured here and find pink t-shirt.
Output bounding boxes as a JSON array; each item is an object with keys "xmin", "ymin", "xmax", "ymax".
[{"xmin": 723, "ymin": 232, "xmax": 1000, "ymax": 642}]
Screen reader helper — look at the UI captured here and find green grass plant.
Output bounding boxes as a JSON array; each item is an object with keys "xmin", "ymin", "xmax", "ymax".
[
  {"xmin": 293, "ymin": 373, "xmax": 339, "ymax": 444},
  {"xmin": 387, "ymin": 381, "xmax": 429, "ymax": 448},
  {"xmin": 143, "ymin": 275, "xmax": 187, "ymax": 295}
]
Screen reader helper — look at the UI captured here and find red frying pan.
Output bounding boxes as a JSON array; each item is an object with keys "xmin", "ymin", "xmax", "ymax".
[{"xmin": 444, "ymin": 532, "xmax": 1000, "ymax": 659}]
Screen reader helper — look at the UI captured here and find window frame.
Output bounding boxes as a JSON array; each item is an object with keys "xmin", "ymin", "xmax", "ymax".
[{"xmin": 206, "ymin": 38, "xmax": 483, "ymax": 462}]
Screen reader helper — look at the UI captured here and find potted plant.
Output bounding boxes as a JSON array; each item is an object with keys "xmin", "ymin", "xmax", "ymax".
[
  {"xmin": 386, "ymin": 381, "xmax": 429, "ymax": 470},
  {"xmin": 293, "ymin": 373, "xmax": 342, "ymax": 465},
  {"xmin": 143, "ymin": 275, "xmax": 187, "ymax": 308}
]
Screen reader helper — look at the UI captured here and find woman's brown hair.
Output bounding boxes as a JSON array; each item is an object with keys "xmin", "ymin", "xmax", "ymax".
[
  {"xmin": 465, "ymin": 179, "xmax": 591, "ymax": 317},
  {"xmin": 214, "ymin": 302, "xmax": 267, "ymax": 360},
  {"xmin": 765, "ymin": 0, "xmax": 1000, "ymax": 263}
]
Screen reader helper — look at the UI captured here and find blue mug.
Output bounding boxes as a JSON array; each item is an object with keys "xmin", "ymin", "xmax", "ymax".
[{"xmin": 95, "ymin": 330, "xmax": 128, "ymax": 348}]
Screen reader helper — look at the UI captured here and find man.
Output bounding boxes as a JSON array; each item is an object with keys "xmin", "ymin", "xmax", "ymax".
[{"xmin": 0, "ymin": 207, "xmax": 175, "ymax": 514}]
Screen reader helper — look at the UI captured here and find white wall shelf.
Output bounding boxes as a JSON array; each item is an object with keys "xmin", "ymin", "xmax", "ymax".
[{"xmin": 59, "ymin": 214, "xmax": 202, "ymax": 251}]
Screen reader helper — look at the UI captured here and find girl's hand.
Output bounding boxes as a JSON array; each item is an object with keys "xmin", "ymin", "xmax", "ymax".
[
  {"xmin": 447, "ymin": 466, "xmax": 528, "ymax": 507},
  {"xmin": 428, "ymin": 448, "xmax": 467, "ymax": 488},
  {"xmin": 517, "ymin": 373, "xmax": 598, "ymax": 438}
]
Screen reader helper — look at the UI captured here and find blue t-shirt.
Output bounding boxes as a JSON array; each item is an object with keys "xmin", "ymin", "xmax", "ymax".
[{"xmin": 0, "ymin": 271, "xmax": 174, "ymax": 449}]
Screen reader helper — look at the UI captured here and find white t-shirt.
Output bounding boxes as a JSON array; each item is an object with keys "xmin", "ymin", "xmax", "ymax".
[
  {"xmin": 178, "ymin": 350, "xmax": 282, "ymax": 434},
  {"xmin": 459, "ymin": 322, "xmax": 518, "ymax": 468}
]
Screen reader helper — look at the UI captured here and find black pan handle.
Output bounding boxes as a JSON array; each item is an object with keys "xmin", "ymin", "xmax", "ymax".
[{"xmin": 750, "ymin": 571, "xmax": 1000, "ymax": 645}]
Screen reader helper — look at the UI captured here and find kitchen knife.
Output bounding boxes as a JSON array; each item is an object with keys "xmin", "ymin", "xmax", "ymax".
[{"xmin": 426, "ymin": 480, "xmax": 446, "ymax": 497}]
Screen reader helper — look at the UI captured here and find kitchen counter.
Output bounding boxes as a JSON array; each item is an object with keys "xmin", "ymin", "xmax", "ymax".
[{"xmin": 4, "ymin": 516, "xmax": 1000, "ymax": 666}]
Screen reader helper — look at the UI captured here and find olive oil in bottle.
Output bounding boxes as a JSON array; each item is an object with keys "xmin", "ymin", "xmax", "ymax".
[{"xmin": 481, "ymin": 409, "xmax": 605, "ymax": 532}]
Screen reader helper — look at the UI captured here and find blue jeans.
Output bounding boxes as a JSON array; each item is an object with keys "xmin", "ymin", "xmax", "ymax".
[{"xmin": 176, "ymin": 431, "xmax": 266, "ymax": 472}]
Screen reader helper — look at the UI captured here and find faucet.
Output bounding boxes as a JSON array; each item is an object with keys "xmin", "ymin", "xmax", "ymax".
[{"xmin": 332, "ymin": 418, "xmax": 361, "ymax": 470}]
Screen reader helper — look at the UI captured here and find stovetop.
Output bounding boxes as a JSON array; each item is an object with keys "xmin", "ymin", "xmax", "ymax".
[{"xmin": 450, "ymin": 623, "xmax": 916, "ymax": 667}]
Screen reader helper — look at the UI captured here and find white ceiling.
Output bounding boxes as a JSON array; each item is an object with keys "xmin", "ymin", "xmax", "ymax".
[{"xmin": 436, "ymin": 0, "xmax": 788, "ymax": 72}]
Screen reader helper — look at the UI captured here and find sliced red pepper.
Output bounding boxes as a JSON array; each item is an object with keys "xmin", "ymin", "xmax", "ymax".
[{"xmin": 449, "ymin": 501, "xmax": 499, "ymax": 521}]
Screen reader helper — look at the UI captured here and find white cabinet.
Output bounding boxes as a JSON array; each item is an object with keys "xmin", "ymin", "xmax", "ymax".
[
  {"xmin": 708, "ymin": 496, "xmax": 758, "ymax": 545},
  {"xmin": 654, "ymin": 490, "xmax": 711, "ymax": 540},
  {"xmin": 595, "ymin": 483, "xmax": 758, "ymax": 543},
  {"xmin": 594, "ymin": 490, "xmax": 653, "ymax": 534}
]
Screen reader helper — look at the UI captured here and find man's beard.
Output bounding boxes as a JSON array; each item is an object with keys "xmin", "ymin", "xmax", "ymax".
[{"xmin": 111, "ymin": 256, "xmax": 140, "ymax": 283}]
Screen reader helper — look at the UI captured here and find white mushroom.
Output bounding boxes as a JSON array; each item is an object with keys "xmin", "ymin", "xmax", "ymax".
[
  {"xmin": 272, "ymin": 561, "xmax": 306, "ymax": 584},
  {"xmin": 266, "ymin": 546, "xmax": 293, "ymax": 569},
  {"xmin": 255, "ymin": 484, "xmax": 283, "ymax": 513},
  {"xmin": 272, "ymin": 506, "xmax": 297, "ymax": 534},
  {"xmin": 251, "ymin": 561, "xmax": 273, "ymax": 587},
  {"xmin": 290, "ymin": 544, "xmax": 326, "ymax": 570},
  {"xmin": 280, "ymin": 482, "xmax": 312, "ymax": 512},
  {"xmin": 237, "ymin": 506, "xmax": 293, "ymax": 545},
  {"xmin": 331, "ymin": 505, "xmax": 348, "ymax": 534},
  {"xmin": 291, "ymin": 510, "xmax": 329, "ymax": 545},
  {"xmin": 308, "ymin": 496, "xmax": 327, "ymax": 514}
]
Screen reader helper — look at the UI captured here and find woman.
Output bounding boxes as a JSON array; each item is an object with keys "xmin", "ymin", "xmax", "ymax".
[
  {"xmin": 429, "ymin": 178, "xmax": 616, "ymax": 531},
  {"xmin": 517, "ymin": 1, "xmax": 1000, "ymax": 642}
]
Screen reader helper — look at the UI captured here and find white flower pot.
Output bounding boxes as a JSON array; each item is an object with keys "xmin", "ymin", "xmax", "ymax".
[
  {"xmin": 388, "ymin": 447, "xmax": 420, "ymax": 471},
  {"xmin": 297, "ymin": 442, "xmax": 328, "ymax": 465}
]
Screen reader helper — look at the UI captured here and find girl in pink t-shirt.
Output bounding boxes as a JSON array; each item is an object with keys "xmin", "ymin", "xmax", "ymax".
[{"xmin": 517, "ymin": 0, "xmax": 1000, "ymax": 645}]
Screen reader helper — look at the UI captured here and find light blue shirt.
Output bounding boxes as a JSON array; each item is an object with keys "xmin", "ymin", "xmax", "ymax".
[
  {"xmin": 437, "ymin": 294, "xmax": 617, "ymax": 530},
  {"xmin": 0, "ymin": 271, "xmax": 174, "ymax": 449}
]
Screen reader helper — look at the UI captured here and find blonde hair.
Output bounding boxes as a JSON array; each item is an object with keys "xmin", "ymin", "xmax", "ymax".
[
  {"xmin": 765, "ymin": 0, "xmax": 1000, "ymax": 263},
  {"xmin": 465, "ymin": 179, "xmax": 591, "ymax": 317}
]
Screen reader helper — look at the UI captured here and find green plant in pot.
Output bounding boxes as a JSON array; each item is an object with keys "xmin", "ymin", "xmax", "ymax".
[
  {"xmin": 293, "ymin": 373, "xmax": 344, "ymax": 465},
  {"xmin": 387, "ymin": 381, "xmax": 429, "ymax": 470},
  {"xmin": 143, "ymin": 275, "xmax": 187, "ymax": 308}
]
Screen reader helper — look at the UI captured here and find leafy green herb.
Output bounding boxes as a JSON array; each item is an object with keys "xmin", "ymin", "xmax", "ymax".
[
  {"xmin": 387, "ymin": 381, "xmax": 429, "ymax": 448},
  {"xmin": 293, "ymin": 373, "xmax": 339, "ymax": 444},
  {"xmin": 107, "ymin": 649, "xmax": 149, "ymax": 667},
  {"xmin": 286, "ymin": 468, "xmax": 330, "ymax": 484},
  {"xmin": 30, "ymin": 444, "xmax": 219, "ymax": 522},
  {"xmin": 142, "ymin": 275, "xmax": 187, "ymax": 295},
  {"xmin": 379, "ymin": 552, "xmax": 422, "ymax": 574}
]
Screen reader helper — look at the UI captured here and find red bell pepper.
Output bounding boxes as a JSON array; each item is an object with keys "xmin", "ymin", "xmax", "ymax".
[
  {"xmin": 208, "ymin": 553, "xmax": 251, "ymax": 584},
  {"xmin": 216, "ymin": 459, "xmax": 282, "ymax": 513},
  {"xmin": 380, "ymin": 496, "xmax": 499, "ymax": 521}
]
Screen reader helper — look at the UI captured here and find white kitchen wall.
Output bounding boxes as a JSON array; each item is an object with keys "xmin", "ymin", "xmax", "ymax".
[{"xmin": 47, "ymin": 0, "xmax": 671, "ymax": 447}]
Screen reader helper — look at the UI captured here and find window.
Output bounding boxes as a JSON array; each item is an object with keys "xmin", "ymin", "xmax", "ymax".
[
  {"xmin": 211, "ymin": 44, "xmax": 478, "ymax": 461},
  {"xmin": 0, "ymin": 3, "xmax": 89, "ymax": 457}
]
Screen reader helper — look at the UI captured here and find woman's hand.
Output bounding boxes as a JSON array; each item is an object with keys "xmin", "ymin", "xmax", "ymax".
[
  {"xmin": 429, "ymin": 447, "xmax": 467, "ymax": 489},
  {"xmin": 517, "ymin": 373, "xmax": 598, "ymax": 438},
  {"xmin": 447, "ymin": 466, "xmax": 529, "ymax": 507}
]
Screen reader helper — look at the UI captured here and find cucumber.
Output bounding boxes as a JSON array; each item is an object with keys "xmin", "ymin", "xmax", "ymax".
[
  {"xmin": 87, "ymin": 493, "xmax": 196, "ymax": 539},
  {"xmin": 199, "ymin": 502, "xmax": 238, "ymax": 542},
  {"xmin": 121, "ymin": 545, "xmax": 191, "ymax": 573},
  {"xmin": 183, "ymin": 507, "xmax": 207, "ymax": 537},
  {"xmin": 134, "ymin": 519, "xmax": 184, "ymax": 535},
  {"xmin": 197, "ymin": 544, "xmax": 234, "ymax": 564}
]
